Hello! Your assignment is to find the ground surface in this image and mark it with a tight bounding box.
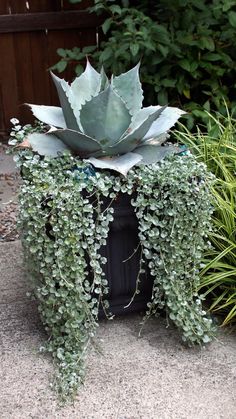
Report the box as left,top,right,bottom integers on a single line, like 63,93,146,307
0,146,236,418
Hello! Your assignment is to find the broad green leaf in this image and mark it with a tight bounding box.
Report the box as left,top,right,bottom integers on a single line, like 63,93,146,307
85,152,142,176
112,63,143,115
143,107,186,140
27,132,69,157
135,144,179,165
53,129,102,157
110,106,166,155
80,86,131,146
27,104,66,128
229,11,236,28
50,72,80,131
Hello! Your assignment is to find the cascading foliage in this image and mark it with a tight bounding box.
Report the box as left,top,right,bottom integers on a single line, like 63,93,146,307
25,60,185,175
14,144,216,401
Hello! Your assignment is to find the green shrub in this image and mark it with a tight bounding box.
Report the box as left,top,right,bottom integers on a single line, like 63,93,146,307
175,111,236,325
54,0,236,128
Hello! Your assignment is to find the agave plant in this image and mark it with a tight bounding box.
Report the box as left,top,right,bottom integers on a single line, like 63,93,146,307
26,61,185,175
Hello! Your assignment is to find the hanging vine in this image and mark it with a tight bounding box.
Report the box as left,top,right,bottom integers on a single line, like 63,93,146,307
12,138,216,400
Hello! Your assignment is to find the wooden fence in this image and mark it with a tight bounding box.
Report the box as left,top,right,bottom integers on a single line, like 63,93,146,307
0,0,102,139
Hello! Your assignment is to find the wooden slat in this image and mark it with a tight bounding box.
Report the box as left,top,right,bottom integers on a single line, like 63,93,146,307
27,0,62,13
0,11,102,33
13,32,35,125
0,34,18,132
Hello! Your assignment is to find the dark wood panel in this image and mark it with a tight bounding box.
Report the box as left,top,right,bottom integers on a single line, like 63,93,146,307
0,11,103,33
0,34,18,132
13,32,35,125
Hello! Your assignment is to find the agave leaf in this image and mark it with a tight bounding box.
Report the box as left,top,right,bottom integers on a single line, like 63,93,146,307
109,106,166,155
135,144,179,165
80,86,131,146
27,104,66,128
69,60,102,126
53,129,102,157
100,66,109,91
144,133,170,146
27,132,69,157
85,152,142,176
51,72,80,131
143,107,186,140
112,63,143,115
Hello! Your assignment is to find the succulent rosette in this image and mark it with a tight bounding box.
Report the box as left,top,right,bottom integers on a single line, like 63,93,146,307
26,60,185,175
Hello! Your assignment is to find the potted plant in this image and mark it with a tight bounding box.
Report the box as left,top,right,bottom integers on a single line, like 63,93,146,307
10,61,216,401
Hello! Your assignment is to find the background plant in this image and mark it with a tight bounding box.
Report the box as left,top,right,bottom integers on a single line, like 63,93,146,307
53,0,236,128
175,110,236,325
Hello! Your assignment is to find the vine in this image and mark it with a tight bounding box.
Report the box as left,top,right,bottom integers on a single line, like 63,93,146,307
11,126,216,400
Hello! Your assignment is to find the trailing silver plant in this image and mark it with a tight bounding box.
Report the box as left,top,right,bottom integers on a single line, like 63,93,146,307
13,145,216,401
25,60,184,175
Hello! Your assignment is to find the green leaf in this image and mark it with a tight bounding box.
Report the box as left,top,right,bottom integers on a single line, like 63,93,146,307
102,18,113,34
130,43,139,57
179,59,191,72
229,11,236,28
112,63,143,115
80,86,131,146
56,60,67,73
27,132,69,157
57,48,67,58
27,104,66,128
85,152,142,176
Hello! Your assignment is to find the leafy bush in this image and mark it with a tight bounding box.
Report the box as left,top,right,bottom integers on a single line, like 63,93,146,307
54,0,236,128
12,140,215,400
175,111,236,325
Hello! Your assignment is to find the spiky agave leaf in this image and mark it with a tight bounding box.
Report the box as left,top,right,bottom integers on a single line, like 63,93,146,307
27,104,66,128
80,86,131,146
52,129,102,157
107,106,166,155
27,132,69,157
143,107,186,140
135,144,180,165
51,72,80,131
112,63,143,116
85,152,142,176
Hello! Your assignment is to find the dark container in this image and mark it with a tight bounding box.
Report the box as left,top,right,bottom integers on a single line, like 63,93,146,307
99,193,153,317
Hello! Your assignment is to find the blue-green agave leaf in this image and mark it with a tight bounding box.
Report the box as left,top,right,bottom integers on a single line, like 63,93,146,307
109,106,166,155
135,144,180,165
80,86,131,146
51,72,80,131
69,60,101,125
100,66,109,91
112,63,143,115
27,132,69,157
143,107,186,140
27,104,66,128
53,129,102,157
85,152,142,176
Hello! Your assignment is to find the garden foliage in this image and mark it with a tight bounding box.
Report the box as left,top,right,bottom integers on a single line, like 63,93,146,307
53,0,236,128
176,111,236,325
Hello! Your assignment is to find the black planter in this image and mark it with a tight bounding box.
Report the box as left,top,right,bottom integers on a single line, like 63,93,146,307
99,193,153,317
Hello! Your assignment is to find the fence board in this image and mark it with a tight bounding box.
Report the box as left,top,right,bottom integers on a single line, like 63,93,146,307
0,2,102,139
